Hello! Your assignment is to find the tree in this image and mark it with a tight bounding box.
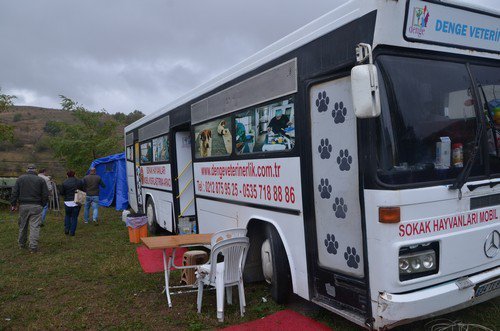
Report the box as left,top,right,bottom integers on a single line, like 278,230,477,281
50,96,123,176
125,110,145,124
43,121,63,136
0,87,16,112
112,109,145,125
112,112,127,123
0,87,17,142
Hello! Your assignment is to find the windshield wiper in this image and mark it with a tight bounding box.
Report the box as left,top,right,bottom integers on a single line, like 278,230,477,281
449,122,483,191
467,180,500,191
449,88,484,191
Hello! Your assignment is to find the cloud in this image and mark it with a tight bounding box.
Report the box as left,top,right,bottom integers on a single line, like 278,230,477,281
1,0,498,114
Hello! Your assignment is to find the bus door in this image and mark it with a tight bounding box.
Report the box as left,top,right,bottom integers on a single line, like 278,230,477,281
134,141,144,212
126,145,138,212
173,130,196,232
309,76,368,313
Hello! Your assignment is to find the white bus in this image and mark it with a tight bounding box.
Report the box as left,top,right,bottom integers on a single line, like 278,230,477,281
125,1,500,329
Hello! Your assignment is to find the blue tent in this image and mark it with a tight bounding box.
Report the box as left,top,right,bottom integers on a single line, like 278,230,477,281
88,152,128,211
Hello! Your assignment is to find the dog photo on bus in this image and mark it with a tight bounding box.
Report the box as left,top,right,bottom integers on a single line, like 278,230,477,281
217,120,232,154
194,116,232,158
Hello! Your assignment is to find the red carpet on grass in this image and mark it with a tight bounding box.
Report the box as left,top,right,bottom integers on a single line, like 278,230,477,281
221,310,331,331
136,246,187,273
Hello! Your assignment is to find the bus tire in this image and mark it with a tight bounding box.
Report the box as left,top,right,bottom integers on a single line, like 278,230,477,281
261,224,292,304
146,199,159,235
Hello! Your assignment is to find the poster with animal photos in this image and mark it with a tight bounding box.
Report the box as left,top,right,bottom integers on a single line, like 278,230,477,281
152,135,169,162
140,141,152,163
194,116,232,158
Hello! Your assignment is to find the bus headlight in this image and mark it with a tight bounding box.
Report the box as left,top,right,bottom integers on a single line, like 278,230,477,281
399,258,410,271
399,250,435,273
422,254,434,269
399,242,439,281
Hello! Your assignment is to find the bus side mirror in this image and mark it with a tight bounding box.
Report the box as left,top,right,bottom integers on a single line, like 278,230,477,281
351,64,381,118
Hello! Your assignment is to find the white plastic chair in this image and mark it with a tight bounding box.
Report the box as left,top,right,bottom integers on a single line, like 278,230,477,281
211,228,248,247
196,236,250,322
208,228,248,310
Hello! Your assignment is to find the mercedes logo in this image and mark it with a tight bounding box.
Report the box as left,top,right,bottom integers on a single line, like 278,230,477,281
484,230,500,258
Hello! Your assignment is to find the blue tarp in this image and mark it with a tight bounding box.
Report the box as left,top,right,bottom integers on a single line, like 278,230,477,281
88,152,128,211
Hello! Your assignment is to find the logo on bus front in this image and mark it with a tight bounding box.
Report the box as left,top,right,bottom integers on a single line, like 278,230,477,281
484,230,500,258
409,5,430,37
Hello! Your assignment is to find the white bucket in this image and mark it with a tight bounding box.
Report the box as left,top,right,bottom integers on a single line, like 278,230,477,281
122,210,131,223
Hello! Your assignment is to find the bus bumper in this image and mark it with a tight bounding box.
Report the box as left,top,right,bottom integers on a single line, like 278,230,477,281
376,266,500,329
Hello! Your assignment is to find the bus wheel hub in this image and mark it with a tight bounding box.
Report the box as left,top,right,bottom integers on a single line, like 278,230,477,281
147,204,154,225
261,239,273,284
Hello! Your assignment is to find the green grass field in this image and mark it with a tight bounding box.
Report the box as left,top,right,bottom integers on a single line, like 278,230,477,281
0,206,498,330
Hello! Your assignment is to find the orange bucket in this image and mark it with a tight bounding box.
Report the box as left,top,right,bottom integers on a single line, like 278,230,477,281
128,224,148,243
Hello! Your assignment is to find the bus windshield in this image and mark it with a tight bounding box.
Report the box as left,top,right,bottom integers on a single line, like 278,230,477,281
376,55,490,185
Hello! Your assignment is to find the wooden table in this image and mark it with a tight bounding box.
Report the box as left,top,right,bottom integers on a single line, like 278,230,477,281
141,234,212,307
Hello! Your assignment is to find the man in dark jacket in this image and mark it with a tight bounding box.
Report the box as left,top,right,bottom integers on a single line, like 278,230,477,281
82,167,105,225
267,108,292,135
10,164,49,253
60,170,83,236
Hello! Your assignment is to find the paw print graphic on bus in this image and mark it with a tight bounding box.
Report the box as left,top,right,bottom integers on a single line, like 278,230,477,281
332,197,347,219
318,178,332,199
324,233,339,255
344,246,361,269
315,91,330,113
332,101,347,124
337,149,352,171
318,139,333,159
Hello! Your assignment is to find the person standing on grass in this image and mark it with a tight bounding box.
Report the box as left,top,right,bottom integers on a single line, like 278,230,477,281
60,170,83,236
37,168,53,227
10,164,49,253
82,167,105,225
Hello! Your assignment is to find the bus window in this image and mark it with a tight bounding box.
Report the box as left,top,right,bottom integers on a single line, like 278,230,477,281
126,146,133,161
235,97,295,154
152,134,169,163
376,56,482,185
140,141,153,164
194,116,232,158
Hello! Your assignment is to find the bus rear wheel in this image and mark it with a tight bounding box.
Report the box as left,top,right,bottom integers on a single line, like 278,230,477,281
146,199,159,235
261,224,292,304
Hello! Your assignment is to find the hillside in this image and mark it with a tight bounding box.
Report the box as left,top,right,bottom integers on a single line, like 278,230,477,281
0,106,127,181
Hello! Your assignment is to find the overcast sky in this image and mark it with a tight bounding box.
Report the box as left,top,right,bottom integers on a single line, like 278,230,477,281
1,0,498,115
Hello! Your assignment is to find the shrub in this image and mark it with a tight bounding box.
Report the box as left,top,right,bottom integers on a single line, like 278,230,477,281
35,138,51,152
13,113,22,122
43,121,62,136
12,139,24,148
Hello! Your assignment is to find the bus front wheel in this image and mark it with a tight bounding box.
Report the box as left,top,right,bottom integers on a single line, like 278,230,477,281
146,199,159,235
261,224,292,304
